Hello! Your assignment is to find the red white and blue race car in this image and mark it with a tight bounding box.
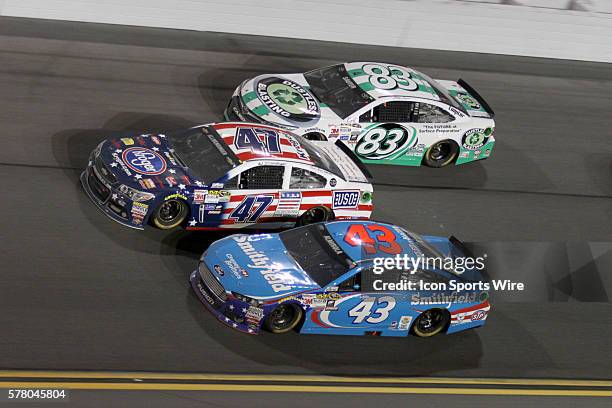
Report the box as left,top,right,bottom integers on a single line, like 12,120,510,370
190,220,490,336
81,123,373,230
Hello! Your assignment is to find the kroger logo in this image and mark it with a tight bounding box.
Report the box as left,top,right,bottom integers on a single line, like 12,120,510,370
122,147,167,175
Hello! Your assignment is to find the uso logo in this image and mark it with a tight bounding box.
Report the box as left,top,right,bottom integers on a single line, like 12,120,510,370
332,191,360,209
471,310,487,321
122,147,167,175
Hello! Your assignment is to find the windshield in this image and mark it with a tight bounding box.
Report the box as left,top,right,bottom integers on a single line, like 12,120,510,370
294,135,343,178
168,127,237,184
304,64,374,119
280,224,354,287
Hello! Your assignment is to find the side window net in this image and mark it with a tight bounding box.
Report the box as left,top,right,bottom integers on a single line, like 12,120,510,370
239,166,284,189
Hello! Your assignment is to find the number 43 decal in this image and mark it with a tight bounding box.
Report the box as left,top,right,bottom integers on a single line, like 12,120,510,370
349,296,396,324
230,195,274,223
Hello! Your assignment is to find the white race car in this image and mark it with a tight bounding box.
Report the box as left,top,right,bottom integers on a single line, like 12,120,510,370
225,62,495,168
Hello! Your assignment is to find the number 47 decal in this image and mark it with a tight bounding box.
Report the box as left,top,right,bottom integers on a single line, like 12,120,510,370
230,195,274,223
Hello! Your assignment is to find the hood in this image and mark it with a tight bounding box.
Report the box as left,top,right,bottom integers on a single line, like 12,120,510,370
97,134,194,190
203,233,320,300
240,73,331,128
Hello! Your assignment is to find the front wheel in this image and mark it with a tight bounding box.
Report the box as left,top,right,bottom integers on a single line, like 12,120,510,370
412,309,450,338
423,140,459,168
151,199,188,230
264,304,304,334
296,206,334,226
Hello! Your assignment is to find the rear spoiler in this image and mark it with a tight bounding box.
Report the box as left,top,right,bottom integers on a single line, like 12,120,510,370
457,79,495,118
449,235,491,282
334,139,373,180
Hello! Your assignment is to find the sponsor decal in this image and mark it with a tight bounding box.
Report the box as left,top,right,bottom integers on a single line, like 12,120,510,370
355,124,418,160
332,191,360,209
462,128,489,150
245,306,264,323
165,176,177,187
165,193,188,201
397,315,412,330
275,191,302,217
121,138,134,146
131,202,148,225
211,182,224,189
284,134,309,161
213,264,225,276
233,235,298,293
471,310,487,321
256,77,320,122
455,92,481,110
196,281,215,306
122,147,167,175
139,178,156,189
205,190,231,204
193,189,208,204
329,178,337,187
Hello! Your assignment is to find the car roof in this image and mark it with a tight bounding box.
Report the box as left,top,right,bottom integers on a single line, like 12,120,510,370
210,122,315,165
343,61,442,103
324,220,430,262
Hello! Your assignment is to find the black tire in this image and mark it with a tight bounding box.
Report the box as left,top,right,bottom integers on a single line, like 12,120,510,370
264,303,303,334
296,206,334,226
303,132,327,141
412,308,450,338
423,140,459,168
151,199,189,230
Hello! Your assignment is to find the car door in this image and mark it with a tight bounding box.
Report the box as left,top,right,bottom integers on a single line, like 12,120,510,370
349,99,420,162
199,163,286,227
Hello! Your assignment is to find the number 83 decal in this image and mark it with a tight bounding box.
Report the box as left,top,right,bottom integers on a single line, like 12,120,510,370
355,124,418,160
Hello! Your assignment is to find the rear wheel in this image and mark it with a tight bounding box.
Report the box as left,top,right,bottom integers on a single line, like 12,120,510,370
151,199,188,230
412,309,450,338
264,304,303,334
423,140,459,168
297,206,334,226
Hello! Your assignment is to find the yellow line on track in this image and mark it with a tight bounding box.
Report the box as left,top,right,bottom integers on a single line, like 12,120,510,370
0,382,611,396
1,371,611,388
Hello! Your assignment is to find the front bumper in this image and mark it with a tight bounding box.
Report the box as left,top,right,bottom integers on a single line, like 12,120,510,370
80,158,147,230
189,270,263,335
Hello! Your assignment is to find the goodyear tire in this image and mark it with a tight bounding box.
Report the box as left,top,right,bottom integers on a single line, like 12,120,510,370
264,304,303,334
296,206,334,226
151,199,188,230
423,140,459,168
303,132,327,141
412,309,450,338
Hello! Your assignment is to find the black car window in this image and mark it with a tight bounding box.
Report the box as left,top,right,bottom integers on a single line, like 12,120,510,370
338,272,362,292
238,165,284,189
289,167,326,189
416,103,455,123
360,101,415,123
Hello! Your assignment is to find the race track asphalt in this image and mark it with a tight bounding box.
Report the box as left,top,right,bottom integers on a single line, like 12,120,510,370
0,15,611,387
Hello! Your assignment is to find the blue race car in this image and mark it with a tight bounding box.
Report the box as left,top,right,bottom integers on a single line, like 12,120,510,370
190,220,490,336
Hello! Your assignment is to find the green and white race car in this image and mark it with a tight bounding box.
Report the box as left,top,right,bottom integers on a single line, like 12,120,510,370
225,62,495,168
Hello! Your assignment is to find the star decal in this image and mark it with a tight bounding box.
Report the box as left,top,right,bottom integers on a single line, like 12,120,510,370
111,193,118,200
169,169,176,174
134,174,142,180
109,162,118,168
229,305,234,310
233,323,238,328
178,184,186,190
194,181,203,187
159,134,166,138
225,317,230,322
241,308,247,313
152,147,159,152
189,219,197,226
248,329,253,333
115,149,122,153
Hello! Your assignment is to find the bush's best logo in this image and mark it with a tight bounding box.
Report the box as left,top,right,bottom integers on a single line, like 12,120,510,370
462,129,488,150
256,77,320,123
122,147,167,175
